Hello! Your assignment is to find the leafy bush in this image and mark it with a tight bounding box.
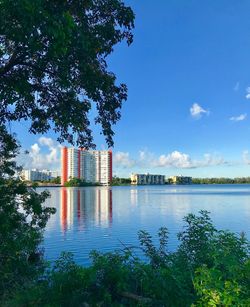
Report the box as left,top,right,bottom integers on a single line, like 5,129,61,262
64,177,100,187
111,176,131,185
0,125,56,302
5,211,250,306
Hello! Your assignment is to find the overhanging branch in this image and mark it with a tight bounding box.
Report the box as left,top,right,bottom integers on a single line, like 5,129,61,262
0,50,19,77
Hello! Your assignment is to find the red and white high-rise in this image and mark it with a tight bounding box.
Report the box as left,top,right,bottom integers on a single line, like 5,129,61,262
61,147,112,186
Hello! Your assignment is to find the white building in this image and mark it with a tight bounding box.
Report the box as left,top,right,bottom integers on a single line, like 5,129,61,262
168,176,192,185
21,169,51,181
61,147,112,186
131,173,165,185
51,170,61,178
21,169,60,181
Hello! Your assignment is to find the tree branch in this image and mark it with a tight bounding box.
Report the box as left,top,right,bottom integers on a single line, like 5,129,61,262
16,61,56,78
0,49,19,77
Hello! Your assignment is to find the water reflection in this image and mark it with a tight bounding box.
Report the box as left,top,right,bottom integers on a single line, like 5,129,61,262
130,189,138,206
42,185,250,265
60,188,112,232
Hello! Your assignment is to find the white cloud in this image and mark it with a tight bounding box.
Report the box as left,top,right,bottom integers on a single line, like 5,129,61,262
18,142,227,173
154,151,225,169
113,152,135,168
114,150,225,170
190,103,209,119
31,143,40,155
29,143,42,166
138,150,155,166
155,151,192,168
234,82,240,91
246,87,250,99
201,153,225,167
139,150,146,161
230,114,247,122
18,137,61,170
243,150,250,164
39,136,55,148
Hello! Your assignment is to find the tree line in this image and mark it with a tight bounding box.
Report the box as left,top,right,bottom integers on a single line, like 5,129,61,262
193,177,250,184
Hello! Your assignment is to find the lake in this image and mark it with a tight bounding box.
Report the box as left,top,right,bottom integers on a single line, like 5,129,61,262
41,185,250,265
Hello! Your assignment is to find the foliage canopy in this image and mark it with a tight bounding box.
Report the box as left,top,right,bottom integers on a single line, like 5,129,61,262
0,0,134,303
0,0,134,147
0,126,56,301
64,177,100,187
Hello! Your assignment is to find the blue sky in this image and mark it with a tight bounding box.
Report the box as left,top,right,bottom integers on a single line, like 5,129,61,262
15,0,250,177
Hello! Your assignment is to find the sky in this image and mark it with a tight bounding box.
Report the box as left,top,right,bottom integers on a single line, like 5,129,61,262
14,0,250,177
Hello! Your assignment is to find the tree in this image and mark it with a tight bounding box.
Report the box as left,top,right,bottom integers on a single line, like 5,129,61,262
0,1,134,301
0,0,135,147
50,176,61,184
0,125,56,300
111,176,131,185
64,177,100,186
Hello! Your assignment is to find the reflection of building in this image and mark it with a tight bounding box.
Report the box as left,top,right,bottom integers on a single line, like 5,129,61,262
169,176,192,185
60,188,113,232
130,189,138,206
61,147,112,186
21,169,58,181
131,173,165,185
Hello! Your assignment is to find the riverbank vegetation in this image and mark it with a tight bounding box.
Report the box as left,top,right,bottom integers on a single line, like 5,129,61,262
0,126,56,303
64,177,101,187
38,176,61,184
111,176,131,185
24,177,61,186
193,177,250,184
3,210,250,306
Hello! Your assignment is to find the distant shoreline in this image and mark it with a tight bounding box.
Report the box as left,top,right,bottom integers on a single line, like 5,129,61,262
32,182,250,188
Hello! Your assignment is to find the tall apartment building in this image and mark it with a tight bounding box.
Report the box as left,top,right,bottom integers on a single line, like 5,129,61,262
61,147,112,186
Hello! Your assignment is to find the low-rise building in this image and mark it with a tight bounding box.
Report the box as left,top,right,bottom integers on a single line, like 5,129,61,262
169,176,192,185
51,170,61,178
131,173,165,185
21,169,53,181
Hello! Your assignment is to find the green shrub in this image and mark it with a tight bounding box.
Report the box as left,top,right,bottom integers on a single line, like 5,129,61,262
0,125,56,302
5,211,250,306
64,177,100,187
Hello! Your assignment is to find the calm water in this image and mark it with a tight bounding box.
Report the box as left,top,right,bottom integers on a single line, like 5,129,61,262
41,185,250,265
